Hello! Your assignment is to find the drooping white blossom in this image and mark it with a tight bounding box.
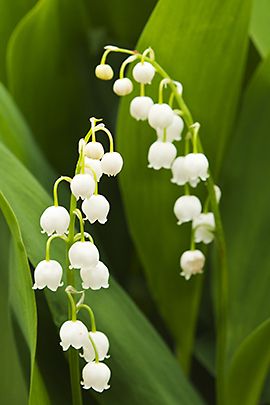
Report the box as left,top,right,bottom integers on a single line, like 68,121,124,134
70,174,95,200
113,78,133,96
101,152,123,176
84,157,103,182
81,362,111,392
95,64,114,81
130,96,154,121
82,194,110,224
174,195,202,225
40,205,70,236
192,213,215,244
148,103,174,130
148,141,177,170
85,142,104,160
132,61,155,84
81,331,110,362
80,261,109,290
157,114,184,142
60,320,89,351
180,249,205,280
33,260,63,292
69,241,99,269
184,153,209,187
171,156,190,186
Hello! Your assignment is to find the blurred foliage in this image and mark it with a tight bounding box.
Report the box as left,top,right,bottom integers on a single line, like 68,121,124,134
0,0,270,404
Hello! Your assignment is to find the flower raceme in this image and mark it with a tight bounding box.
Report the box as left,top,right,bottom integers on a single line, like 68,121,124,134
33,118,121,394
95,45,222,280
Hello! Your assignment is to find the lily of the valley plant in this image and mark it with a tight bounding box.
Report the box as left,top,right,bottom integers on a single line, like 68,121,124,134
95,45,228,405
33,117,123,396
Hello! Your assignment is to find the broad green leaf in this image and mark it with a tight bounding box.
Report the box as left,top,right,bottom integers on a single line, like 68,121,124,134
117,0,251,369
0,82,54,188
250,0,270,57
7,0,98,172
0,193,49,403
226,319,270,405
0,0,35,83
0,142,203,404
221,54,270,403
83,0,156,47
0,216,27,403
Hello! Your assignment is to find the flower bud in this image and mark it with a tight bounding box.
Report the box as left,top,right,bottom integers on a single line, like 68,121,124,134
214,185,222,203
180,249,205,280
113,78,133,96
157,114,184,142
95,64,113,80
132,61,155,84
130,96,154,121
69,241,99,269
84,157,103,182
171,156,189,185
184,153,209,187
81,331,109,362
80,261,109,290
33,260,63,292
101,152,123,176
70,174,95,200
174,195,202,225
193,212,215,244
85,142,104,160
81,362,111,392
174,81,183,95
40,205,70,236
148,141,177,170
60,320,89,351
148,103,174,129
82,194,110,224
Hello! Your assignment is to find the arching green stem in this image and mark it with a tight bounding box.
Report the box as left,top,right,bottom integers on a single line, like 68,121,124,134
77,304,97,332
53,176,72,206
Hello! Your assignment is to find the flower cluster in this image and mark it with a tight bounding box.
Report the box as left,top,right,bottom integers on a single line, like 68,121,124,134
33,118,123,392
95,45,221,280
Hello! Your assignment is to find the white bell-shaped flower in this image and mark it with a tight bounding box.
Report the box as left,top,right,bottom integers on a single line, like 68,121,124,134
193,213,215,244
69,241,99,269
157,114,184,142
130,96,154,121
40,205,70,236
82,194,110,224
84,157,103,182
70,174,95,200
81,331,110,362
60,320,89,351
81,361,111,392
33,260,63,292
180,249,205,280
148,141,177,170
148,103,174,130
184,153,209,187
101,152,123,176
95,64,113,80
132,61,155,84
174,195,202,225
113,78,133,96
171,156,190,185
214,185,222,203
85,142,104,160
80,261,109,290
